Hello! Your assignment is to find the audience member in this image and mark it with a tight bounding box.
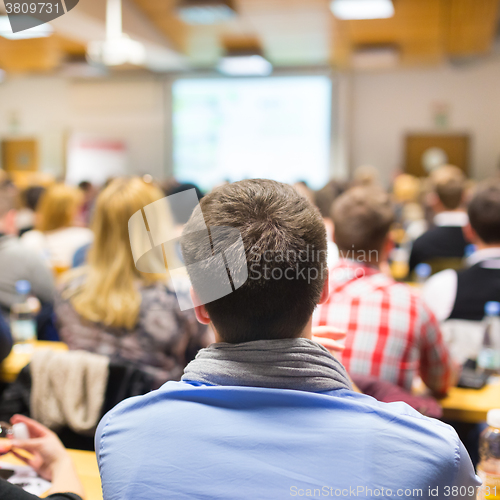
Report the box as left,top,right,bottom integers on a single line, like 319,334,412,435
21,184,93,270
164,181,205,243
16,186,46,236
314,186,456,395
314,180,344,267
352,164,381,188
77,180,97,226
0,415,84,500
54,177,211,387
423,179,500,321
409,165,468,272
0,178,55,317
96,180,477,499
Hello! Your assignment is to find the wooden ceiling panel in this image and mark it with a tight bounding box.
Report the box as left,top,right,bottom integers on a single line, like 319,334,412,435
0,35,86,73
1,0,498,73
445,0,500,55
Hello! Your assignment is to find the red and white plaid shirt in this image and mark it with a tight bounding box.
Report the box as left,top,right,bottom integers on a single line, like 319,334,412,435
313,260,453,394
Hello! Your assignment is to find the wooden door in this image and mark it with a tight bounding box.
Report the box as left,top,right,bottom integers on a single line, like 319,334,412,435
405,134,470,177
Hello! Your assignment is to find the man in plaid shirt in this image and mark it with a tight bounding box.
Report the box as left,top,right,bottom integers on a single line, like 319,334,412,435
313,186,457,395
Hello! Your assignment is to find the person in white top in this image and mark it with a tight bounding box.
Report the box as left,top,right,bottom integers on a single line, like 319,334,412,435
423,179,500,322
21,184,93,270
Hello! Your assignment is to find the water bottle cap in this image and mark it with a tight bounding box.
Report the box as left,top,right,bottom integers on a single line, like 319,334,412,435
485,301,500,317
487,409,500,428
15,280,31,295
415,263,432,279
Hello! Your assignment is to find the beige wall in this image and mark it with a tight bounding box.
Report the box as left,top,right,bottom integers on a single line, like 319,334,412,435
2,58,500,186
350,57,500,185
0,75,168,181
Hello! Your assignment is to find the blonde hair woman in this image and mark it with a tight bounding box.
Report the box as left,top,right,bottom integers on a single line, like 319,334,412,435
21,184,93,269
55,177,210,387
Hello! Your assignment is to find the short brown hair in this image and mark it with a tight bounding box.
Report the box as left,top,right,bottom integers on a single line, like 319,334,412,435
314,180,345,218
431,165,466,210
332,187,394,256
181,179,327,343
468,180,500,244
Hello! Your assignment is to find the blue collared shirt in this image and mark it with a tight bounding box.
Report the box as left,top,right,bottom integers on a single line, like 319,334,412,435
96,381,480,499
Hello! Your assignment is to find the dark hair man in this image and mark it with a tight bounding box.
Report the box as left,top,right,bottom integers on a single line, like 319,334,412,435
409,165,469,272
96,179,477,500
424,179,500,321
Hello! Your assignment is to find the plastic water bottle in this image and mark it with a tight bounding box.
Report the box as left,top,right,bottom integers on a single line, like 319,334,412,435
478,302,500,375
10,280,37,343
465,244,477,259
0,421,29,440
415,263,432,284
478,409,500,500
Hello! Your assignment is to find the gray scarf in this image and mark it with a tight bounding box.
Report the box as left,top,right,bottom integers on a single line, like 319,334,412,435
182,338,352,393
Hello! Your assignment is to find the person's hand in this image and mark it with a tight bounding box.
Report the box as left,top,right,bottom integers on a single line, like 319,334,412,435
9,415,70,481
0,439,12,456
312,326,346,359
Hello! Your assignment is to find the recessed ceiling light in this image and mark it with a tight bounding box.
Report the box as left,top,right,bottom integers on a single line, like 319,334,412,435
217,54,272,76
176,0,236,25
330,0,394,20
0,15,53,39
352,44,399,69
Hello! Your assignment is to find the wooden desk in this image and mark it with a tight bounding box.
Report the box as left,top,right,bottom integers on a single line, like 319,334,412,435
2,449,102,500
0,341,68,383
440,378,500,424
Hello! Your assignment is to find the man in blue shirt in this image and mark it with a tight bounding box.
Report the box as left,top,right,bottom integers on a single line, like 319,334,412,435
96,180,479,499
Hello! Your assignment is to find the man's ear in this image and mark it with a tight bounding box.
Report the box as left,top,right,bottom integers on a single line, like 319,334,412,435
383,235,394,259
319,271,329,305
463,223,478,245
190,288,211,325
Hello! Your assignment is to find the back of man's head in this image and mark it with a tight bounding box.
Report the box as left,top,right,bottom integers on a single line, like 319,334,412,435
468,180,500,244
314,181,345,219
332,186,394,258
431,165,466,210
181,179,327,344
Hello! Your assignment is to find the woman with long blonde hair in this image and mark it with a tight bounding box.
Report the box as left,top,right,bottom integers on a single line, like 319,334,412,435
21,183,93,269
55,177,210,386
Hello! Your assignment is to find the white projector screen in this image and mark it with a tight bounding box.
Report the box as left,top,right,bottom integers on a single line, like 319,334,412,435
172,76,332,191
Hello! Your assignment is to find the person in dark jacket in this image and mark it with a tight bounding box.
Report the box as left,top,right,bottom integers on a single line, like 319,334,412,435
409,165,468,272
424,179,500,321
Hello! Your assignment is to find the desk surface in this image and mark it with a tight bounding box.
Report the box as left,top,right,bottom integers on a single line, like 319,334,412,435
2,449,102,500
439,378,500,423
0,341,68,383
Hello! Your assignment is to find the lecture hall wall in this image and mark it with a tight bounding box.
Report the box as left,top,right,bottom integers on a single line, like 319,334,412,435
0,55,500,186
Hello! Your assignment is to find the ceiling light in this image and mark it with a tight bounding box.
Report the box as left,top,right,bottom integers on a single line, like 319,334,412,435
330,0,394,20
86,0,146,67
0,15,53,39
176,0,236,25
87,36,146,66
352,44,399,69
217,54,272,76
